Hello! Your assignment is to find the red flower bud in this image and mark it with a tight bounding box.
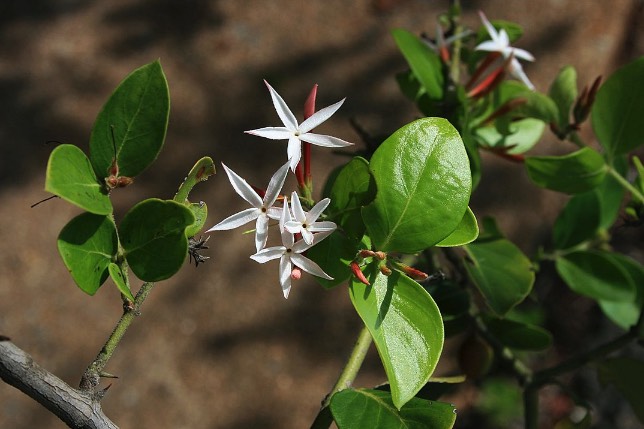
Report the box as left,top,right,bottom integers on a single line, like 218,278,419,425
350,261,370,286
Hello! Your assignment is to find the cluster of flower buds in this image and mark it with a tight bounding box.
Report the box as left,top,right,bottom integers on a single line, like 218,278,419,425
207,82,353,298
350,249,433,286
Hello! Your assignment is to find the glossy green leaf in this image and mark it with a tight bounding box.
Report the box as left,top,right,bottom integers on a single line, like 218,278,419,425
45,144,112,215
526,147,606,194
362,118,471,253
483,316,552,351
330,388,456,429
463,235,534,316
598,357,644,423
596,156,627,229
326,157,376,240
549,65,578,131
108,262,134,301
89,60,170,179
598,254,644,329
57,213,118,295
392,29,444,99
120,199,194,282
349,264,444,409
552,192,601,250
556,250,635,302
592,57,644,156
436,207,479,247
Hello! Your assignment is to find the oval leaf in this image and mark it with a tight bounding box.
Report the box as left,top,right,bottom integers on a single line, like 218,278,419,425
392,29,444,99
325,157,377,240
597,254,644,329
553,192,601,250
120,199,194,282
57,213,118,295
549,65,578,131
483,316,552,351
526,147,606,194
349,264,444,409
89,60,170,178
463,236,534,316
362,118,471,253
436,207,479,247
592,57,644,156
45,144,112,215
555,250,635,302
331,388,457,429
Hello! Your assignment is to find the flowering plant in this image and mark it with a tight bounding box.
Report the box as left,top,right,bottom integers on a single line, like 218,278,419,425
1,5,643,429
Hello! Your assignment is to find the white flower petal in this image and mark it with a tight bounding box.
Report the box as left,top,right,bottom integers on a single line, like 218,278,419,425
290,192,307,223
279,255,293,298
221,163,263,208
250,246,286,263
245,127,293,140
475,40,503,52
299,98,345,133
309,221,337,233
284,220,302,234
206,207,259,231
497,29,510,48
287,136,302,171
479,11,499,41
292,229,334,253
307,198,331,222
509,59,535,90
290,254,333,280
255,215,270,252
299,133,353,148
512,47,535,62
266,206,283,220
264,161,290,207
264,80,298,131
302,229,315,245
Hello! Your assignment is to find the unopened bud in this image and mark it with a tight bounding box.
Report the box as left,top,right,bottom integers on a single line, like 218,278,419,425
379,264,392,276
358,249,376,258
350,261,370,286
573,75,602,126
393,262,429,281
291,267,302,280
374,251,386,260
116,176,134,188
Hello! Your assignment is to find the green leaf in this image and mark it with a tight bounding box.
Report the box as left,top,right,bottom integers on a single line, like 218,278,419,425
436,207,479,247
184,201,208,238
45,144,112,215
57,213,118,295
512,91,559,124
89,60,170,179
592,57,644,156
463,234,534,316
598,357,644,423
108,262,134,301
326,157,377,240
330,388,457,429
598,254,644,329
392,29,444,99
362,118,471,253
174,156,216,204
349,265,444,409
552,192,601,250
475,118,545,155
596,156,627,229
526,147,607,194
120,199,194,282
555,250,635,302
483,316,552,351
549,65,578,131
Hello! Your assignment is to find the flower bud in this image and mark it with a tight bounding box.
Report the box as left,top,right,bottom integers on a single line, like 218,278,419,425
350,261,370,286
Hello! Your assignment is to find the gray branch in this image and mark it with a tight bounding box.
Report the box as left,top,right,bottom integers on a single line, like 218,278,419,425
0,339,118,429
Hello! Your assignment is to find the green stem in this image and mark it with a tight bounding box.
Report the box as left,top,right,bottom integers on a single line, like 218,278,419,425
607,165,644,204
449,0,462,83
310,325,373,429
79,282,155,392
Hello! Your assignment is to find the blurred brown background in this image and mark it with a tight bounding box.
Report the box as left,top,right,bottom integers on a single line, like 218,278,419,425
1,1,642,428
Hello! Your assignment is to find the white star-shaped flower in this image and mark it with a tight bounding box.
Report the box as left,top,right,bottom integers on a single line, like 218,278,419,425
245,81,353,172
250,200,333,299
207,161,290,252
284,191,336,245
475,11,535,90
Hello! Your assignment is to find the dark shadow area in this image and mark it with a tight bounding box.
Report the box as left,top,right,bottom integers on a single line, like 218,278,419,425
103,0,224,55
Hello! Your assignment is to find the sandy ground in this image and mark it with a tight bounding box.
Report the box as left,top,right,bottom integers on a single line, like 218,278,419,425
1,1,643,428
